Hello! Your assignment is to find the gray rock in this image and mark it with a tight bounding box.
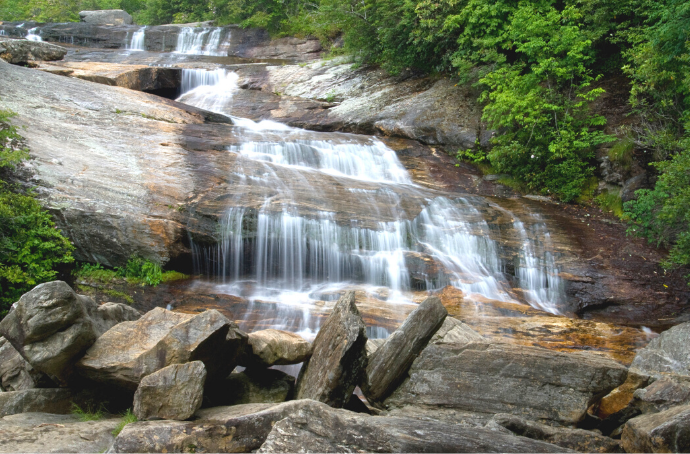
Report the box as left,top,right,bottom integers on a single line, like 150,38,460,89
633,376,690,414
207,369,294,406
631,321,690,378
112,400,320,453
0,37,67,65
258,399,570,453
77,307,245,389
79,10,133,25
491,413,623,453
621,172,648,203
366,338,385,357
384,341,628,425
134,361,206,421
0,412,119,453
429,316,486,345
0,337,48,391
362,296,447,404
0,388,74,417
84,302,141,336
295,291,368,407
241,329,312,367
621,403,690,453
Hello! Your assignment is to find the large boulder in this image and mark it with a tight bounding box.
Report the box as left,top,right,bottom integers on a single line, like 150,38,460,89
257,399,568,453
0,37,67,65
630,321,690,378
0,281,137,385
621,403,690,452
240,329,312,367
79,9,133,25
429,316,486,344
294,291,368,407
384,341,628,425
0,412,119,453
0,388,74,417
206,368,295,406
362,296,447,404
0,337,48,391
134,361,206,421
77,307,246,390
632,376,690,414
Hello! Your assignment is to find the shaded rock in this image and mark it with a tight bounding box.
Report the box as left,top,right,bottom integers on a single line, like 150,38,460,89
621,172,648,203
295,291,368,407
79,9,133,25
633,376,690,414
0,37,67,65
594,371,650,420
240,36,323,61
134,361,206,421
113,400,321,453
428,315,485,345
0,388,74,417
84,302,141,336
206,369,294,406
384,341,628,425
77,307,244,389
630,321,690,378
258,399,569,453
621,403,690,453
0,337,48,391
240,329,312,367
0,412,119,453
362,295,447,404
491,413,623,453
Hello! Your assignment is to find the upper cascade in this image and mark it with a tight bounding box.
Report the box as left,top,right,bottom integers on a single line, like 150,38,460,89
174,27,230,56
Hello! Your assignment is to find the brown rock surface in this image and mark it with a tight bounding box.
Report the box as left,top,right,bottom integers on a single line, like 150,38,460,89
0,37,67,65
37,61,180,91
133,361,206,421
621,403,690,453
241,329,312,367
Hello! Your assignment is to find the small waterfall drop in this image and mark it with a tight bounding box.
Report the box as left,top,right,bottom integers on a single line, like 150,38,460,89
127,27,146,51
174,27,228,56
26,27,42,42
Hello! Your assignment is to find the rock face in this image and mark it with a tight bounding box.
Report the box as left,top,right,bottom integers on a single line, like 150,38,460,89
632,377,690,414
621,403,690,453
77,307,245,389
294,292,368,407
241,329,312,367
0,412,119,453
79,9,133,25
83,301,142,336
0,281,127,385
384,341,628,425
362,296,447,404
491,413,622,453
207,369,295,406
630,321,690,378
429,316,486,345
0,37,67,65
0,388,74,417
133,361,206,421
258,399,568,453
0,337,48,391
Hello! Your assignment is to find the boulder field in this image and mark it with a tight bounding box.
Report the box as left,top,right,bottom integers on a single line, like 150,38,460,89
1,280,689,452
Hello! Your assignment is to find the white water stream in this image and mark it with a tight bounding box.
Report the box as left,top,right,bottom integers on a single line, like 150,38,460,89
174,27,230,56
126,27,146,51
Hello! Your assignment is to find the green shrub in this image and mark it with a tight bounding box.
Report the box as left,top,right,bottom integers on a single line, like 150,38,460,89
119,256,163,286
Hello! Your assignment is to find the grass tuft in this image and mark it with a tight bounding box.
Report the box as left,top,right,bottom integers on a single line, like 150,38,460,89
72,402,105,422
112,409,137,437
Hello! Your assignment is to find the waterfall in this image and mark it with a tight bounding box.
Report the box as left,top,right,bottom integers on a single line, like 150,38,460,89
127,27,146,51
176,68,566,327
26,27,42,42
174,27,228,56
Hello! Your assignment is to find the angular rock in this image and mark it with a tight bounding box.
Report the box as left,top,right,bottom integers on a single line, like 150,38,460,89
206,369,294,406
594,371,650,420
0,37,67,65
633,376,690,414
77,307,245,389
0,388,73,417
384,342,628,425
112,400,320,453
294,291,368,407
240,329,312,367
630,321,690,378
0,337,48,391
79,9,133,25
366,338,385,357
429,316,486,345
491,413,623,453
83,301,141,336
621,403,690,453
258,399,569,453
0,412,119,453
362,296,447,404
134,361,206,421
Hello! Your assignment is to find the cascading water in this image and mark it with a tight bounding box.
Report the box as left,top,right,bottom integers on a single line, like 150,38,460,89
26,27,42,41
126,27,146,51
174,27,229,56
175,68,565,337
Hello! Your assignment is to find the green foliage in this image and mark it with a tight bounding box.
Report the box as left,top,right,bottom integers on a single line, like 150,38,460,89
609,138,635,169
74,256,186,289
112,409,137,436
72,402,105,422
595,189,624,218
119,256,162,285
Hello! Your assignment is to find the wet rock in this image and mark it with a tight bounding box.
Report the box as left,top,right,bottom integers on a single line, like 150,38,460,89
77,307,244,389
362,296,447,404
112,400,320,453
621,403,690,453
630,321,690,378
258,399,569,453
0,337,48,391
134,361,206,421
0,388,74,417
491,413,623,453
621,172,648,203
79,9,133,25
206,369,294,406
294,291,368,407
384,341,628,425
0,412,119,453
240,329,312,367
633,376,690,414
0,37,67,65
